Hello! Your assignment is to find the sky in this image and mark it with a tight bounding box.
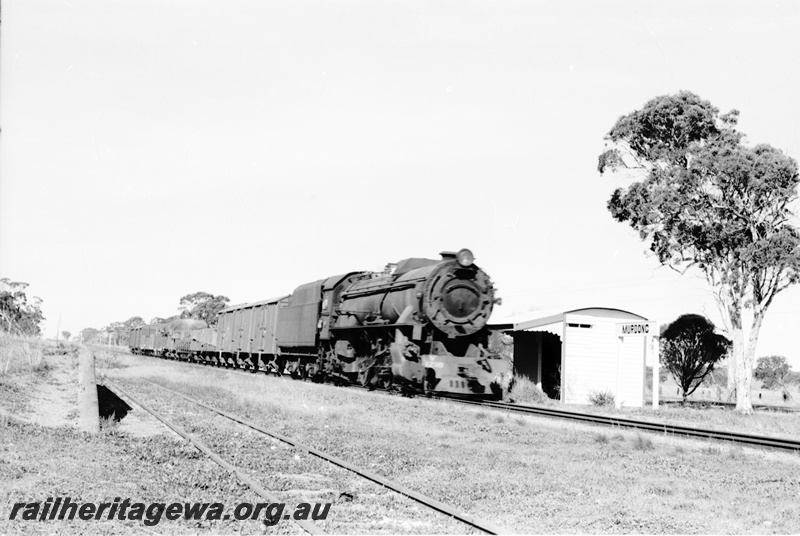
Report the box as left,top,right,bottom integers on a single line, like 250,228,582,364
2,1,800,366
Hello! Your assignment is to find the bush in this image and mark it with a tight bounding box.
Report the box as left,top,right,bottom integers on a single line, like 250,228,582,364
588,390,615,407
505,376,549,405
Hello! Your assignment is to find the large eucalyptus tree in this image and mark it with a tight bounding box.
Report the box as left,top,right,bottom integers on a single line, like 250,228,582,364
598,91,800,413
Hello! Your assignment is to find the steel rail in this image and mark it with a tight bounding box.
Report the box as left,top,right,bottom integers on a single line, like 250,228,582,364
140,378,511,535
104,380,325,535
442,397,800,451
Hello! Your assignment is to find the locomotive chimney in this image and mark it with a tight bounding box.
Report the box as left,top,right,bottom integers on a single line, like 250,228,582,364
440,248,474,267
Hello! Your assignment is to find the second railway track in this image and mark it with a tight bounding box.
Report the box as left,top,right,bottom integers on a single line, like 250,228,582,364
106,377,510,535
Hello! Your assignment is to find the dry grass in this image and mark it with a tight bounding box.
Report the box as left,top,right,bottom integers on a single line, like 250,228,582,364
0,333,48,376
94,349,129,370
631,432,654,450
9,347,796,533
101,354,800,534
0,334,55,417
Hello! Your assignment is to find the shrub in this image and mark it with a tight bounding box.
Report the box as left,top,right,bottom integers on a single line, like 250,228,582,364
505,376,549,405
588,390,615,407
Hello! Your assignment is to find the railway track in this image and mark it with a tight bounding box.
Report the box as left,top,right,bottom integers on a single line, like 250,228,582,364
438,396,800,452
106,380,326,535
106,378,510,535
120,349,800,453
658,397,800,413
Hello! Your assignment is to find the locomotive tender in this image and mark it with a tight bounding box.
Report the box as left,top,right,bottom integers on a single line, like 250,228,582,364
129,249,511,398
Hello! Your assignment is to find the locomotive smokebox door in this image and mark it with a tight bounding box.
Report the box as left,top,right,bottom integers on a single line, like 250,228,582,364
422,261,494,338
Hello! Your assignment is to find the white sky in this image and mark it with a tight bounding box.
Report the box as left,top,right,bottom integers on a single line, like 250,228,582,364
2,1,799,366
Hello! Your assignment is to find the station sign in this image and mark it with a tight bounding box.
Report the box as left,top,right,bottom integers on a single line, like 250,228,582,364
615,321,658,337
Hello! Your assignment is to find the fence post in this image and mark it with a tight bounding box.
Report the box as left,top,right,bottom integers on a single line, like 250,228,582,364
78,350,100,433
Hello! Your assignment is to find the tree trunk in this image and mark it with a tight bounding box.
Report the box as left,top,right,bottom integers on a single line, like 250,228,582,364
725,310,742,391
78,349,100,433
734,310,764,414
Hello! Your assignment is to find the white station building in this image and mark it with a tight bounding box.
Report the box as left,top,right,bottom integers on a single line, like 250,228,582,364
491,307,660,408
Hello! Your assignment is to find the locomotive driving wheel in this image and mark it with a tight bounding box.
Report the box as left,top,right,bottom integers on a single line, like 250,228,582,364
378,370,393,390
424,368,437,395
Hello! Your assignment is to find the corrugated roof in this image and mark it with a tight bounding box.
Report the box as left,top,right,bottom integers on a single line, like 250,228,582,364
489,306,648,331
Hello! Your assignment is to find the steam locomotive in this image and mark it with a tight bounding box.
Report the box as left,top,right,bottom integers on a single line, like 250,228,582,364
129,249,511,398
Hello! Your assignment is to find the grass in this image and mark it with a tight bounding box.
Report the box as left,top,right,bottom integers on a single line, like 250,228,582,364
99,414,121,433
43,341,80,359
103,353,800,534
95,349,129,370
728,445,745,459
0,333,48,376
632,432,654,450
0,419,282,535
7,348,800,533
0,334,61,417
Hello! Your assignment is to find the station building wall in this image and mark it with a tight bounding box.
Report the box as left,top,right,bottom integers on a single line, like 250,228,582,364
498,307,654,408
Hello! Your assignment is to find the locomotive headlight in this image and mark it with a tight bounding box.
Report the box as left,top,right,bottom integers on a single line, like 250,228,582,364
456,248,474,267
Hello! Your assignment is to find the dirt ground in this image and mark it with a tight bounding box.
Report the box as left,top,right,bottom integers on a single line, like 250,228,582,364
6,346,171,437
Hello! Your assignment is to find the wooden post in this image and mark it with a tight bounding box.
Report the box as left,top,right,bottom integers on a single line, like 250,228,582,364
652,335,660,409
78,350,100,433
615,336,623,409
